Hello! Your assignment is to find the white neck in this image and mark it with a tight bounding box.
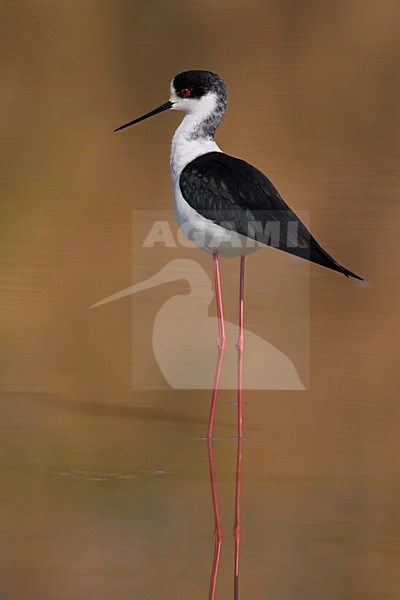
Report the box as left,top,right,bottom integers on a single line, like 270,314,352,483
170,115,221,181
169,92,224,181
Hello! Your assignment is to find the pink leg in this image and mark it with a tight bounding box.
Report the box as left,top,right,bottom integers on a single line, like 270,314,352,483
233,255,245,600
206,252,225,599
206,252,226,439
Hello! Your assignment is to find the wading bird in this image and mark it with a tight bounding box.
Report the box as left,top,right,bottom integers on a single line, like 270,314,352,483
114,70,363,599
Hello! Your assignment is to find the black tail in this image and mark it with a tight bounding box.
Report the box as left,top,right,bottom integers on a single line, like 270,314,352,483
308,237,363,281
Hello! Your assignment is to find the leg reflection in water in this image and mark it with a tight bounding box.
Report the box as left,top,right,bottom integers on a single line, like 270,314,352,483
207,437,223,600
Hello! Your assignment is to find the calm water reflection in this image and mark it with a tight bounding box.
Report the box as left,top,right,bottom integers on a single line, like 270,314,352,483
1,1,399,599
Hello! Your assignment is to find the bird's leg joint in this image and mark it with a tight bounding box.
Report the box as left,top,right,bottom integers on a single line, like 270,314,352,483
214,526,223,544
217,335,226,351
235,336,244,351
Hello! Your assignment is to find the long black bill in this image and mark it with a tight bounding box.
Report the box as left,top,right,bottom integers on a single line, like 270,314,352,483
114,100,173,132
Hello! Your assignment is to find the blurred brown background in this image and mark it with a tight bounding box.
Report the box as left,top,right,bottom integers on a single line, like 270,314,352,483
1,1,399,599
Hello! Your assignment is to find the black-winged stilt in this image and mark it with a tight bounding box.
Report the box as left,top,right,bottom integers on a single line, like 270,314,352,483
115,70,363,599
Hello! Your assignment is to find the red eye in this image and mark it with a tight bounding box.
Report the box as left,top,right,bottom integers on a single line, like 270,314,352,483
180,88,191,98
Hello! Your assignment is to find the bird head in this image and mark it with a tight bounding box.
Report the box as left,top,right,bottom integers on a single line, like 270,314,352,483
114,70,227,132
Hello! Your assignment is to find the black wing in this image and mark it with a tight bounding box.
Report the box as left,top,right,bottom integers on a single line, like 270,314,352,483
179,152,362,280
